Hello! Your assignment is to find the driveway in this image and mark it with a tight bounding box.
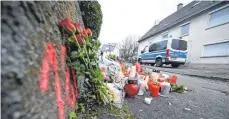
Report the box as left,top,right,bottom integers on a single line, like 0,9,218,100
125,70,229,119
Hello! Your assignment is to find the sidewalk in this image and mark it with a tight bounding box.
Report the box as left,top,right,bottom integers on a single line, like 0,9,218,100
143,64,229,82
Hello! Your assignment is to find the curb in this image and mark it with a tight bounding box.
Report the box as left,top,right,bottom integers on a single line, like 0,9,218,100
143,66,229,82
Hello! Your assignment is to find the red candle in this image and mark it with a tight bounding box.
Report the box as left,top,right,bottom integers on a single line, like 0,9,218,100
170,75,177,84
150,84,160,97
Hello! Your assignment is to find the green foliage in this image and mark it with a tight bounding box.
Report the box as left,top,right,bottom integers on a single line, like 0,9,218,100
171,84,184,93
108,105,135,119
79,103,85,113
66,26,111,118
69,112,77,119
66,34,134,118
75,105,79,110
79,1,103,40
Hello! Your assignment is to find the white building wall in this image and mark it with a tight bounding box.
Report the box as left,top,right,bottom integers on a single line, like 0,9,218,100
138,5,229,64
187,11,229,64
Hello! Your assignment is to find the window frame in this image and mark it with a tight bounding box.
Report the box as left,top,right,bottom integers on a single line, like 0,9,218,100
201,40,229,58
180,22,190,37
207,4,229,29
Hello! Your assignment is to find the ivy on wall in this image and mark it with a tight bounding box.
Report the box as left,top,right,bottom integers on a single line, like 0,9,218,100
79,1,103,40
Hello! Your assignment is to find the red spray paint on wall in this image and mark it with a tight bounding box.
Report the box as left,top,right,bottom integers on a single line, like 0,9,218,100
40,44,79,119
72,70,79,99
60,46,67,70
65,69,75,109
39,43,65,119
61,45,76,109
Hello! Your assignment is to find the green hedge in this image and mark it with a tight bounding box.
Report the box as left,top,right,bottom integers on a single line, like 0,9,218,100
79,1,103,40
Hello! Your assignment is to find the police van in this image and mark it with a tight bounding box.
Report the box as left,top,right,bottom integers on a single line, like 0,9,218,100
138,38,187,68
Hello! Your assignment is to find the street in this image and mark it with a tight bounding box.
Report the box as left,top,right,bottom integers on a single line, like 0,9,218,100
142,64,229,81
125,70,229,119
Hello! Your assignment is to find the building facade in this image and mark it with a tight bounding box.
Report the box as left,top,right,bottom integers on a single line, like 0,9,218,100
138,1,229,64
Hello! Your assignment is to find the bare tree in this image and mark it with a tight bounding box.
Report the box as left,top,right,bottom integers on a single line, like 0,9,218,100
119,35,139,61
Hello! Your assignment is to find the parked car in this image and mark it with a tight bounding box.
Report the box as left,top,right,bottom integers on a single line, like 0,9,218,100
138,38,187,68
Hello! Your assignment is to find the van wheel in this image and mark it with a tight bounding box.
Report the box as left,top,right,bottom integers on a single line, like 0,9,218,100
156,58,163,67
172,64,179,68
151,63,155,66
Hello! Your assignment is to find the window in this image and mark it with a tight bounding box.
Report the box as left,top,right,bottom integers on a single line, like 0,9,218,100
181,23,190,36
171,39,187,51
141,46,148,53
149,44,156,52
209,6,229,28
203,41,229,57
149,40,168,52
156,40,168,51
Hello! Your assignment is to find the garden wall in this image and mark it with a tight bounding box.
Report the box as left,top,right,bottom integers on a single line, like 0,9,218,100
1,1,84,119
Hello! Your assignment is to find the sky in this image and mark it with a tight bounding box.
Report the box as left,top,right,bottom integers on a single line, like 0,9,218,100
98,0,192,44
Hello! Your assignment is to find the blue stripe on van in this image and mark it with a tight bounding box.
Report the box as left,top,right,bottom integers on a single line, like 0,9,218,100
139,49,187,61
140,49,166,60
170,50,187,58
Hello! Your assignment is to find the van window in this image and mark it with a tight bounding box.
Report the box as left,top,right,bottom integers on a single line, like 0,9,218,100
149,40,168,52
149,43,156,52
142,46,148,53
156,40,168,51
171,39,187,51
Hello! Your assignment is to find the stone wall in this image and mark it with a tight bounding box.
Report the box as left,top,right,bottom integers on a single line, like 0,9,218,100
1,1,84,119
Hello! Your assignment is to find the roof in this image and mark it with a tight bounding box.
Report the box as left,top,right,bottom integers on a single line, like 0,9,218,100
100,43,117,52
139,1,223,42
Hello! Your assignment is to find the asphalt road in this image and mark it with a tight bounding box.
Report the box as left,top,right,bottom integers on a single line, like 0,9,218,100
125,70,229,119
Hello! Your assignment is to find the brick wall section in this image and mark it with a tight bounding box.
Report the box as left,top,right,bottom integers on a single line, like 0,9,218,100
1,1,84,119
